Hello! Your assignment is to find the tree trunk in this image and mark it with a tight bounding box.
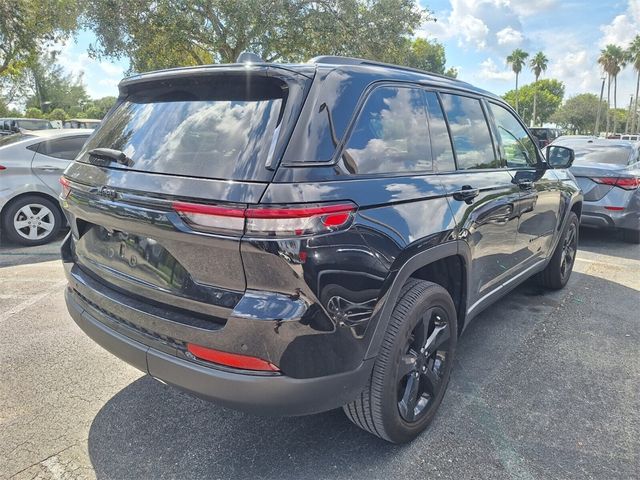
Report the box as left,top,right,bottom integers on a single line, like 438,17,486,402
606,75,611,135
515,73,519,114
613,75,618,135
632,70,640,134
532,75,539,126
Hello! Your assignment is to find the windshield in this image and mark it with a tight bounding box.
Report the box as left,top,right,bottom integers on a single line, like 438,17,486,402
0,133,34,148
17,120,52,130
572,145,633,166
79,76,286,181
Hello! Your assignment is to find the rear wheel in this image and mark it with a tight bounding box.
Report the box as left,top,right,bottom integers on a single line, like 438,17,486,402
343,279,457,443
1,195,62,246
539,212,579,289
621,228,640,244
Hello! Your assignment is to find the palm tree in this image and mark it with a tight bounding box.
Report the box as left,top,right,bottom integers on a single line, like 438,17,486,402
627,35,640,134
599,44,626,134
530,52,548,126
506,49,529,114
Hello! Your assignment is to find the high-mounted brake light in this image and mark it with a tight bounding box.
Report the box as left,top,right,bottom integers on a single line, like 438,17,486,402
186,343,280,372
59,176,71,199
172,201,357,237
591,176,640,190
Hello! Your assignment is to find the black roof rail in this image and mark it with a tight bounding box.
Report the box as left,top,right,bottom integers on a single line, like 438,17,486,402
308,55,466,84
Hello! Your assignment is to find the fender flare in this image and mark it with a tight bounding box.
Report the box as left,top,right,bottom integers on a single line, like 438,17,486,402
363,240,470,360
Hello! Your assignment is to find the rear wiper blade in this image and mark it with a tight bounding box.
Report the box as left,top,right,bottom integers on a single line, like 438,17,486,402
87,148,134,167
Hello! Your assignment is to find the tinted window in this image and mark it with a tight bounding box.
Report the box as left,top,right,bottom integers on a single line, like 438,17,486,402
17,119,52,130
0,133,34,148
572,145,633,166
440,94,498,170
424,92,455,172
80,76,286,181
490,102,538,168
344,86,431,174
38,136,89,160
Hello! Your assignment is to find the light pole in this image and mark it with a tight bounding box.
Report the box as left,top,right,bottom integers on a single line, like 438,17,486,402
625,95,633,134
594,76,606,136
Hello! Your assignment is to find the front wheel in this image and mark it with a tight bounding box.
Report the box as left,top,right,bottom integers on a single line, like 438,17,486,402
538,212,579,290
343,279,457,443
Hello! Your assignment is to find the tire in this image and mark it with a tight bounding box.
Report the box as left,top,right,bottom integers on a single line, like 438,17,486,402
1,195,62,246
538,212,579,290
621,228,640,244
343,279,458,443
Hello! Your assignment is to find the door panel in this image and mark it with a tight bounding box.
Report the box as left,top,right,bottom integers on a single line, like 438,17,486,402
32,152,71,194
439,171,521,304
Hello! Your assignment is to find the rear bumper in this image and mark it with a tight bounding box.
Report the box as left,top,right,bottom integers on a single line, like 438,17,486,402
65,284,374,416
581,206,640,231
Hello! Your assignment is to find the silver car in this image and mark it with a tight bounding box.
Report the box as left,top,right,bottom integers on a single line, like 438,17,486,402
0,129,91,245
552,136,640,243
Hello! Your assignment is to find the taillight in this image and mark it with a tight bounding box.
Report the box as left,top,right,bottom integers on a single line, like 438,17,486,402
172,201,357,237
0,165,6,171
591,176,640,190
186,343,280,372
59,176,71,199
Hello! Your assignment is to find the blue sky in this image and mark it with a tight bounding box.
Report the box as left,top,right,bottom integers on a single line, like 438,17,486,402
58,0,638,103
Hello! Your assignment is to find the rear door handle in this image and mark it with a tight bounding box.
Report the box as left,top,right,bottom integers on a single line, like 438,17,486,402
517,180,535,190
453,185,480,204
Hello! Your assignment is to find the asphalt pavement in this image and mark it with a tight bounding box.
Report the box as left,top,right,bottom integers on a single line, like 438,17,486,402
0,229,638,479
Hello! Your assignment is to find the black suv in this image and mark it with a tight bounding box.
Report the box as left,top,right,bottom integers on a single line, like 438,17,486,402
60,56,581,443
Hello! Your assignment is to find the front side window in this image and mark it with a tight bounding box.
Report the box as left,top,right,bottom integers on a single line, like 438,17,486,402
490,102,538,168
344,86,431,175
440,94,499,170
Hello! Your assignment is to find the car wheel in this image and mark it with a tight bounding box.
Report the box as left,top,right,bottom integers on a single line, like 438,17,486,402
538,212,579,290
621,228,640,244
343,279,457,443
1,195,62,246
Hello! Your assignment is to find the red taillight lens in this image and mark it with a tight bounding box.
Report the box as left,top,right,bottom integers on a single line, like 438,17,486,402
591,176,640,190
0,165,6,171
186,343,279,372
172,201,357,237
59,176,71,199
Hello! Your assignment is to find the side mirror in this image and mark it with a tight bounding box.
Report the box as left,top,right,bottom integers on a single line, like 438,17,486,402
546,145,575,169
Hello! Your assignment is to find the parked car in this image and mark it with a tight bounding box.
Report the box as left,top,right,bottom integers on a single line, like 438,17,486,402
0,118,54,135
552,136,639,243
530,127,562,148
0,129,91,245
60,56,581,444
63,118,101,129
621,134,639,141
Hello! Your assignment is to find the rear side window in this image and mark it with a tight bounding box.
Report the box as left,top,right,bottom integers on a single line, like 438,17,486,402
489,102,538,168
424,92,455,172
80,76,287,181
37,136,89,160
344,86,431,175
440,94,499,170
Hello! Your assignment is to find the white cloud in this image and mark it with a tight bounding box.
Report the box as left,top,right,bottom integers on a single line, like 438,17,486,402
506,0,559,17
496,26,524,46
477,57,513,81
599,0,640,48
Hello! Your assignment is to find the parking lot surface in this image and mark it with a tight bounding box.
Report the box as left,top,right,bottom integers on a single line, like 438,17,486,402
1,229,638,479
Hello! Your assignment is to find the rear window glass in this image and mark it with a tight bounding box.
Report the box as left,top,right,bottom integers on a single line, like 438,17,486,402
344,86,431,175
37,135,89,160
572,145,632,166
79,76,287,181
17,120,52,130
0,133,34,148
440,94,499,170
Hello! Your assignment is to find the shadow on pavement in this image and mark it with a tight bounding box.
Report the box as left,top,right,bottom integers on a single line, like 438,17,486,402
578,227,640,261
0,231,66,268
86,269,639,480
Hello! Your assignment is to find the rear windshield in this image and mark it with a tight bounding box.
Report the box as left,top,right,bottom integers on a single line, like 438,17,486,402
79,76,287,181
572,145,632,166
0,133,34,148
17,120,52,130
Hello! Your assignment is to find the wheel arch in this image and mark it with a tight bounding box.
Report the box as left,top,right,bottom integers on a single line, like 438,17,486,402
1,190,63,219
363,241,471,360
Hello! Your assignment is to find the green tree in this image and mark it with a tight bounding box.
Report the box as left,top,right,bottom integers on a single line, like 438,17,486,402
24,53,89,112
503,79,564,125
551,93,607,134
403,38,447,74
506,48,529,114
599,44,626,134
47,107,67,121
82,0,429,71
627,35,640,134
0,0,80,76
24,107,43,118
530,51,548,126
